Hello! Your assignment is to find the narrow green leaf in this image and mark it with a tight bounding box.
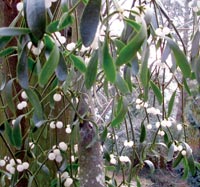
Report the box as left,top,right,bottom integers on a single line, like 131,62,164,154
140,46,149,87
70,55,86,73
46,20,60,33
25,88,43,121
55,53,67,81
114,39,125,52
144,160,155,174
125,19,141,32
182,157,189,179
124,65,132,92
116,20,147,66
0,47,16,57
115,74,130,94
187,154,196,176
195,57,200,85
4,121,15,146
101,127,108,143
13,115,24,149
136,176,141,187
166,37,191,78
111,97,128,127
4,79,16,115
80,0,102,47
17,43,29,89
140,123,146,143
39,43,60,86
26,0,46,40
85,50,98,89
103,79,109,97
103,39,116,83
0,36,12,49
167,91,176,117
150,81,163,104
58,13,74,30
173,153,183,168
0,27,30,36
183,78,191,95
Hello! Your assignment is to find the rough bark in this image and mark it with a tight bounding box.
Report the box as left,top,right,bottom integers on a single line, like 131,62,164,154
79,120,105,187
70,1,105,186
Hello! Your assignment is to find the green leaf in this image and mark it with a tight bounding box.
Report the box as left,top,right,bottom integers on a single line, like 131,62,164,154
182,157,189,179
115,73,130,94
0,27,30,36
183,78,191,95
125,19,141,32
103,38,116,83
12,115,23,149
114,39,126,52
116,20,147,66
136,176,141,187
85,50,98,89
140,46,149,87
167,91,176,117
144,160,155,174
55,53,67,81
0,36,12,49
124,65,133,92
166,37,191,78
4,79,16,115
173,153,183,168
0,47,16,57
46,20,60,33
57,13,74,31
195,57,200,85
70,55,86,73
187,154,196,176
80,0,102,47
39,43,60,86
17,43,29,89
140,123,146,143
4,121,15,146
111,97,128,127
25,88,43,121
26,0,46,40
150,81,163,104
101,127,108,143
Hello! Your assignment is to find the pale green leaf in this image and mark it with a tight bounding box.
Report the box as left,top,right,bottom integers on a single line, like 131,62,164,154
103,38,116,83
70,55,86,73
166,37,191,78
39,43,60,86
85,50,98,89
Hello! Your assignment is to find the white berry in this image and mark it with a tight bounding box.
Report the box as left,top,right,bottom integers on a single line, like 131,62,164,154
53,93,62,102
